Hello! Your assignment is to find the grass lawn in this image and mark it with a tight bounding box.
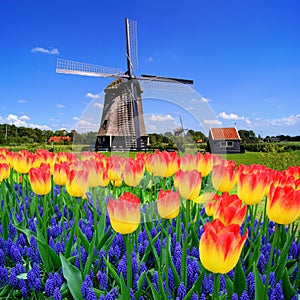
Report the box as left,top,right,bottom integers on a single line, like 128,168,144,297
225,150,300,170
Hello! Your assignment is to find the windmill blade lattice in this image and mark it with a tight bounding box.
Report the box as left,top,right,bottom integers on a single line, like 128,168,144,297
126,19,138,74
56,58,124,78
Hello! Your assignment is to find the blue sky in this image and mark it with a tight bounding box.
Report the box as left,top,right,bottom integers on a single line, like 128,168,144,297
0,0,299,137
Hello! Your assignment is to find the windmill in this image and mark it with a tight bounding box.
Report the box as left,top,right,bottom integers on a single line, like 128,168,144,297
174,116,188,137
56,18,193,151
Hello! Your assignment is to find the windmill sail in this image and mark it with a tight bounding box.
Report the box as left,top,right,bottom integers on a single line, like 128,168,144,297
56,58,123,78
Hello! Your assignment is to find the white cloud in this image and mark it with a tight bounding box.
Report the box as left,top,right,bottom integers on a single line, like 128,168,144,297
219,111,252,126
219,112,245,120
269,114,300,126
93,102,103,109
18,99,26,103
86,92,100,99
149,114,175,122
189,97,210,104
56,104,65,108
31,47,59,55
1,113,51,130
20,115,30,121
29,123,52,130
75,118,99,133
203,119,222,125
7,114,27,127
148,56,153,62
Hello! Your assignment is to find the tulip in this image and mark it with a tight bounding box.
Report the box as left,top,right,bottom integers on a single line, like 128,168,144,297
146,150,180,178
53,162,70,186
0,163,10,182
212,163,236,193
199,219,248,274
12,152,35,174
85,160,105,188
197,152,213,177
237,172,270,205
175,169,202,201
29,164,51,195
180,154,198,172
66,169,88,198
146,150,168,177
0,154,7,164
164,151,180,177
0,148,9,157
107,156,124,185
35,149,56,174
271,170,296,189
213,193,247,226
285,166,300,181
123,158,145,187
107,192,140,234
267,183,300,225
157,189,180,219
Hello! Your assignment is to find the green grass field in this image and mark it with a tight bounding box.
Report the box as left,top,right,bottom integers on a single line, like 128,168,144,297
225,150,300,170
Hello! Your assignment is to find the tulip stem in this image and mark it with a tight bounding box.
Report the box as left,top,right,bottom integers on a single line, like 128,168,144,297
165,220,170,298
92,187,98,245
263,224,280,300
75,197,83,271
212,273,220,299
160,219,166,268
181,199,190,286
123,234,132,289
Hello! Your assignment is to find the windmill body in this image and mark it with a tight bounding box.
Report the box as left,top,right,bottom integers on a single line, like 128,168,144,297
56,18,193,151
96,78,148,150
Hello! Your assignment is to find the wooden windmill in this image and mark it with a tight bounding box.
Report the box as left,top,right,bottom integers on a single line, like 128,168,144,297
174,116,188,137
56,18,193,150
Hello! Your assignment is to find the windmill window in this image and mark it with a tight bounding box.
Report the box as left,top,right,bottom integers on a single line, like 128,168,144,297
102,120,108,129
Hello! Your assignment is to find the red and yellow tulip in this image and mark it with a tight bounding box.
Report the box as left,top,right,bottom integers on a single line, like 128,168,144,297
12,151,35,174
157,189,180,219
197,152,213,177
199,219,248,274
53,162,70,186
0,163,10,182
180,154,198,172
85,160,105,188
29,164,51,195
66,169,88,198
212,193,247,226
107,192,141,234
212,163,236,193
237,171,270,205
175,169,202,201
123,158,145,187
107,156,124,186
267,183,300,225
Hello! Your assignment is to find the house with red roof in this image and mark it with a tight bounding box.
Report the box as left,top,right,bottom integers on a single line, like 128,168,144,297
207,127,243,154
48,136,72,143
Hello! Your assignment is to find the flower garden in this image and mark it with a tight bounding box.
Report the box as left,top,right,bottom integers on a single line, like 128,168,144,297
0,147,299,299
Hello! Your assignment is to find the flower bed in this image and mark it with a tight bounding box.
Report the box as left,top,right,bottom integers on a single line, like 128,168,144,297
0,148,299,299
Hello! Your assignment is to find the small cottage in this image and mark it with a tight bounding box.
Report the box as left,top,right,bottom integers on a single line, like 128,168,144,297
48,136,72,143
207,127,242,154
